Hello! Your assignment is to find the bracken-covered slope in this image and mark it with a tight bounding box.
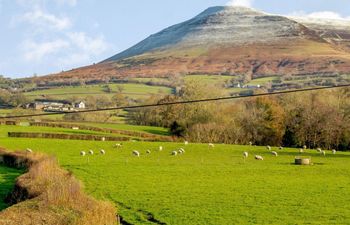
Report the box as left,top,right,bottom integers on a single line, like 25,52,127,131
41,6,350,82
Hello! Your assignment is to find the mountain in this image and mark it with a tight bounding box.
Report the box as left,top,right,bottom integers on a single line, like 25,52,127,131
42,6,350,82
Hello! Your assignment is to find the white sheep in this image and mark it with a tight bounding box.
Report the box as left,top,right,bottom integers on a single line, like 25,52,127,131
279,146,283,150
255,155,264,160
271,151,278,157
266,146,271,151
26,148,33,153
249,141,253,146
321,150,326,156
303,145,307,150
243,152,249,159
100,149,106,155
178,149,184,154
88,150,94,155
132,150,140,157
299,148,304,153
146,150,151,154
115,143,122,148
179,148,185,153
184,141,189,145
208,143,215,148
332,149,337,155
316,148,322,153
159,146,163,151
80,151,86,156
172,151,178,156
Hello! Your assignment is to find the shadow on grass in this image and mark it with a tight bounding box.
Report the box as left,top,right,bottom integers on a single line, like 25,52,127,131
0,166,23,211
143,129,170,136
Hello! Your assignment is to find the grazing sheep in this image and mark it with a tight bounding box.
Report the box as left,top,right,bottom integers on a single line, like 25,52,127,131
249,141,253,146
132,150,140,157
26,148,33,153
332,149,337,154
321,150,326,156
243,152,249,159
303,145,307,150
184,141,189,145
279,146,283,150
100,149,106,155
178,149,184,154
299,148,304,153
171,151,178,156
266,146,271,151
255,155,264,160
179,148,185,153
80,151,86,156
115,143,122,148
316,148,322,153
271,151,278,157
159,146,163,151
146,150,151,154
208,143,215,148
88,150,94,155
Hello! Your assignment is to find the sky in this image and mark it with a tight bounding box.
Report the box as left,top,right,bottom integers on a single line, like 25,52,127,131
0,0,350,78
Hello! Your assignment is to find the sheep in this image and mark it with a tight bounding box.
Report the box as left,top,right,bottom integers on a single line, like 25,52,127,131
159,146,163,151
255,155,264,160
100,149,106,155
88,150,94,155
146,150,151,154
243,152,249,159
316,148,322,153
249,141,253,146
26,148,33,153
208,143,215,148
179,148,185,153
332,149,337,155
299,148,304,153
178,149,184,154
266,145,271,151
321,150,326,156
303,145,307,150
184,141,189,145
132,150,140,157
279,146,283,150
171,151,178,156
271,151,278,157
80,151,86,156
115,143,122,148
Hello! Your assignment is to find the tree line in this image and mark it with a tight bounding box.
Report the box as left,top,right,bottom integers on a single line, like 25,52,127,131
129,81,350,150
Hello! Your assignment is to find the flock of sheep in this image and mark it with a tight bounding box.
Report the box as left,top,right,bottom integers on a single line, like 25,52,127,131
243,145,337,161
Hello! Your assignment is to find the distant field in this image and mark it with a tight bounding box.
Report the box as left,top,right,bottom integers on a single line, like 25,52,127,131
184,74,233,85
0,166,22,210
247,76,280,85
24,83,173,100
0,124,350,224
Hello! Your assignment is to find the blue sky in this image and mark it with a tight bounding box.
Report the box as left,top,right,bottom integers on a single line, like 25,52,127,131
0,0,350,78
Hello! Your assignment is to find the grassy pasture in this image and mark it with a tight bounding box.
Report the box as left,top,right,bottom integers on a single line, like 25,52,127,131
0,125,350,224
24,83,173,100
0,166,23,210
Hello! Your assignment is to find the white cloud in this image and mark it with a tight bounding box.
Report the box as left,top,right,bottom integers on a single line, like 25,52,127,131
17,8,72,30
289,10,350,21
55,0,77,7
22,39,70,62
68,32,108,55
226,0,254,7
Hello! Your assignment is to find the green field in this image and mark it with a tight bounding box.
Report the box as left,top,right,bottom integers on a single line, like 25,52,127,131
0,166,23,210
24,83,173,100
0,125,350,224
184,75,233,85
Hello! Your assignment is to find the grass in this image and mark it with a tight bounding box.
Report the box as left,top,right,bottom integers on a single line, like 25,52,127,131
0,124,350,224
184,75,233,86
24,83,173,100
0,166,22,210
247,76,280,85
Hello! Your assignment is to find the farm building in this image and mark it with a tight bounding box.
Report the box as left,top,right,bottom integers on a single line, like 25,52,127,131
74,101,86,109
25,99,86,112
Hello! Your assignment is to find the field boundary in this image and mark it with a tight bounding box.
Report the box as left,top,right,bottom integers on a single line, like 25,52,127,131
0,148,117,225
29,122,174,141
8,132,132,141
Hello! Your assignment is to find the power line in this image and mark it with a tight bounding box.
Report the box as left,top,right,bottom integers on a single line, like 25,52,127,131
1,84,349,119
